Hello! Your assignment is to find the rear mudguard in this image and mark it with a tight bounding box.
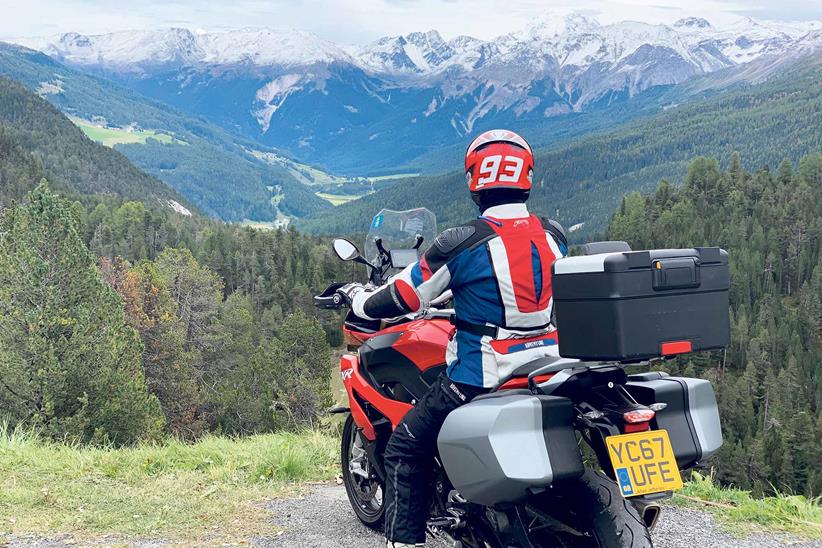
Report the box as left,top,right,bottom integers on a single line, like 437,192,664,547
340,353,412,440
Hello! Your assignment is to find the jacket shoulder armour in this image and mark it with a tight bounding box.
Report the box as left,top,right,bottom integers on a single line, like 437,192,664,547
434,225,476,254
424,220,495,272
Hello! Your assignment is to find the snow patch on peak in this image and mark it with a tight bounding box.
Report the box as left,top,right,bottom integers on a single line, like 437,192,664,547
527,12,600,39
674,17,712,30
356,28,471,74
14,27,353,70
199,28,353,66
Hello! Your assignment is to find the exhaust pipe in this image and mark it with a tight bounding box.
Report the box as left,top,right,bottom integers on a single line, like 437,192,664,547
639,503,662,530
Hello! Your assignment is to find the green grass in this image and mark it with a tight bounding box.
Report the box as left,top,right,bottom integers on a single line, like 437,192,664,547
674,471,822,539
315,192,361,206
70,117,183,147
2,421,819,543
0,423,337,543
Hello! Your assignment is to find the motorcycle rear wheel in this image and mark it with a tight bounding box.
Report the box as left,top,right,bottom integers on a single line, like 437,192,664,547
341,415,385,530
524,469,653,548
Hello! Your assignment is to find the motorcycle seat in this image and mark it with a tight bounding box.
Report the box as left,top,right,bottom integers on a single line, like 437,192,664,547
509,356,581,377
489,356,583,391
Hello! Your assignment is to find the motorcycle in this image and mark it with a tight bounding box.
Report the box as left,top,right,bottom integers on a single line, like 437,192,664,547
314,208,726,548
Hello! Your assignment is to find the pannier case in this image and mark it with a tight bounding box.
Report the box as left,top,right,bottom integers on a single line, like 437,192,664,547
437,392,584,506
551,247,730,361
626,372,723,468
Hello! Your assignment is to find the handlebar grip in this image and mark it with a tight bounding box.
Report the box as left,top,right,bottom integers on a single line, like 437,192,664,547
314,294,345,309
313,282,348,309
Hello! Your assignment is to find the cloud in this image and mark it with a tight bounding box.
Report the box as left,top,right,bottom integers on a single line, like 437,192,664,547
0,0,819,42
732,0,822,21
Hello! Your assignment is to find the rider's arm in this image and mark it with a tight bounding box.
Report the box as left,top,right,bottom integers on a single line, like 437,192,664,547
351,221,491,320
542,218,569,257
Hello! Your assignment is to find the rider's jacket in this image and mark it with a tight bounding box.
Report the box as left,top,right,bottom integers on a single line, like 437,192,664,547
351,203,568,388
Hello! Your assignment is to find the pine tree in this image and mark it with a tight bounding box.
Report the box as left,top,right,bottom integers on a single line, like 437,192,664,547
0,184,163,444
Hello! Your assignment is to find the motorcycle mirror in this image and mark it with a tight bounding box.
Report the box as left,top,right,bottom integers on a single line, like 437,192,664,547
332,238,361,261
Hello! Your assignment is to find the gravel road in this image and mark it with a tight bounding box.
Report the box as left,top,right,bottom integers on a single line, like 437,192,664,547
5,483,818,547
260,483,820,548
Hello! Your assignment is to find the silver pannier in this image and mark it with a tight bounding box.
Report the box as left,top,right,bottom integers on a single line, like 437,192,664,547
437,392,584,506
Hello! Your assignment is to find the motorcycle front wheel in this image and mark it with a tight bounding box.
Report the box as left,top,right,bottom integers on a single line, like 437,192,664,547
523,469,653,548
341,415,385,530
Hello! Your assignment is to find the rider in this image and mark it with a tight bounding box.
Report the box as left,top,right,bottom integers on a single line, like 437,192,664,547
337,129,568,548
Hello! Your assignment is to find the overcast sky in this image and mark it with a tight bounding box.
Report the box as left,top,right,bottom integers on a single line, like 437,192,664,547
2,0,821,43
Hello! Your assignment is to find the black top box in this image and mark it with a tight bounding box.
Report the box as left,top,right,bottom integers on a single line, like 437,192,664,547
551,248,730,361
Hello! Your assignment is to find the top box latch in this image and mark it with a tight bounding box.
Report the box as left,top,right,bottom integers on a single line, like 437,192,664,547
652,257,700,290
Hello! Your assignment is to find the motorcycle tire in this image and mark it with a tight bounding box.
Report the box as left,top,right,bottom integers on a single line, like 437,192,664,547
526,469,653,548
341,414,385,530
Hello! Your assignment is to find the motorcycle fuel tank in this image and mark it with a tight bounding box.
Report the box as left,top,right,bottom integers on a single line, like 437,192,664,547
357,318,453,403
437,391,584,506
377,317,453,370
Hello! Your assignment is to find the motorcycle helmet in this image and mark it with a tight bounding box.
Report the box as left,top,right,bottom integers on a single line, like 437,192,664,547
465,129,534,209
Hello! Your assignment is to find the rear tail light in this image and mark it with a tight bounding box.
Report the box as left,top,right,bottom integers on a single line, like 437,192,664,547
623,409,655,432
661,340,692,356
623,409,656,423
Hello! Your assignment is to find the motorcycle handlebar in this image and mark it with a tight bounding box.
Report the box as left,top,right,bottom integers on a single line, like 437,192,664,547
313,282,348,309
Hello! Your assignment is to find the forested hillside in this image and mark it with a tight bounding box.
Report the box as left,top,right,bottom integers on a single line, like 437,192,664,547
0,65,348,442
0,43,331,221
0,76,187,208
608,153,822,497
0,181,347,442
299,57,822,241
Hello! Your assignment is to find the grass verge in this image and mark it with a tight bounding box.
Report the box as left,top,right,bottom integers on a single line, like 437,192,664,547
673,471,822,539
2,424,819,543
0,424,337,543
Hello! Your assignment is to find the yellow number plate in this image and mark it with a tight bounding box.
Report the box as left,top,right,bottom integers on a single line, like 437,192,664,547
605,429,683,497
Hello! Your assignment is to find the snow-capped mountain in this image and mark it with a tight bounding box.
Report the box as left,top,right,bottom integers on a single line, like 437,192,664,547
9,13,822,172
17,27,356,71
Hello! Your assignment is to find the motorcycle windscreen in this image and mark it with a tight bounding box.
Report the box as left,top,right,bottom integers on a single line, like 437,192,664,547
365,208,437,273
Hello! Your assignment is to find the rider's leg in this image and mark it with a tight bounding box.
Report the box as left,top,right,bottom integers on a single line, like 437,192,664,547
383,372,487,545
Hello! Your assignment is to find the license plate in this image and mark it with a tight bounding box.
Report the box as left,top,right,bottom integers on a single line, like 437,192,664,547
606,429,683,497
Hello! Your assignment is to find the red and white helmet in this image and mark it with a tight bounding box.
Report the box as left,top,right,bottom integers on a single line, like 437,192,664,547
465,129,534,193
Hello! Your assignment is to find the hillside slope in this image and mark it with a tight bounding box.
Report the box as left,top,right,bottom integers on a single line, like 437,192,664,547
0,43,331,221
298,56,822,240
0,76,189,210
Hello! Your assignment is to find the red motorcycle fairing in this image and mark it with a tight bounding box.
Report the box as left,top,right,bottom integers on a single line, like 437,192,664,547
378,318,454,371
340,318,454,440
340,353,412,440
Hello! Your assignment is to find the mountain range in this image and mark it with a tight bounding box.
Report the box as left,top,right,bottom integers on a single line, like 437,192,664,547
11,13,822,173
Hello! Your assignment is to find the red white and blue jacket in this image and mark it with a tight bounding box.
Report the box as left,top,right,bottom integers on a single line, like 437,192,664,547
352,203,568,388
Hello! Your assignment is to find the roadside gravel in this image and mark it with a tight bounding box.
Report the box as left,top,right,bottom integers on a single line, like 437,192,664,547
260,483,820,548
5,483,818,547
